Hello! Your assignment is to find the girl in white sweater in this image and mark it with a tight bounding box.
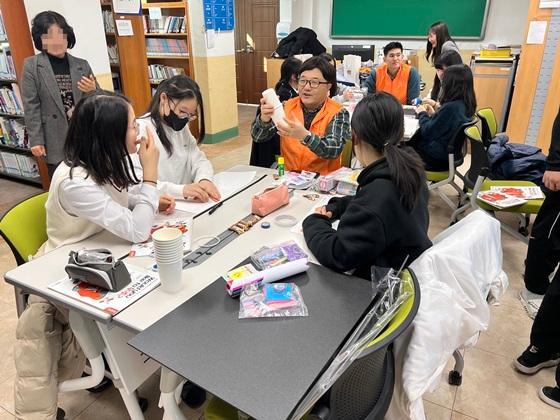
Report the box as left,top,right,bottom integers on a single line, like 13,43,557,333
15,90,173,419
138,75,220,202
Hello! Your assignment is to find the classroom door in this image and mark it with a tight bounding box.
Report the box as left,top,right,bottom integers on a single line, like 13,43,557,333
235,0,279,104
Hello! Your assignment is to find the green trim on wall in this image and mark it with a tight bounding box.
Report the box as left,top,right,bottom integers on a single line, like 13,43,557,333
203,126,239,144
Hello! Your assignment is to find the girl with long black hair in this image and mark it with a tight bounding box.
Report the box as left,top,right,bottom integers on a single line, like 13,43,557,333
302,92,432,279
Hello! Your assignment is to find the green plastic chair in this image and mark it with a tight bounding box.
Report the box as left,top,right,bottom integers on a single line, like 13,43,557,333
454,125,543,242
476,108,498,146
0,192,48,315
204,268,420,420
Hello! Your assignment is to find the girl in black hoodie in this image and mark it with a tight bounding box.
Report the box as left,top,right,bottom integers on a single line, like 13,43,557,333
303,92,432,279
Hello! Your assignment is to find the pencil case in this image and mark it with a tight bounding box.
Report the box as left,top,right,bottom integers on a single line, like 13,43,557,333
251,184,290,217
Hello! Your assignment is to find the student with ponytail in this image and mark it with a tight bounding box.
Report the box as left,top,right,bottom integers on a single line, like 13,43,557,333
302,92,432,279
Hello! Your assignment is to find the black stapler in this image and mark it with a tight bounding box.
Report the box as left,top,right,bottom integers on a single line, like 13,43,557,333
65,249,131,292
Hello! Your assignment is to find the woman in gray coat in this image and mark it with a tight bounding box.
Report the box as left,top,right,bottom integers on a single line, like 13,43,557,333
22,11,98,178
425,21,461,101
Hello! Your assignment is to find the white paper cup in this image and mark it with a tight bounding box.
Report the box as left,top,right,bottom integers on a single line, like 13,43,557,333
152,227,182,243
262,88,285,124
158,259,183,293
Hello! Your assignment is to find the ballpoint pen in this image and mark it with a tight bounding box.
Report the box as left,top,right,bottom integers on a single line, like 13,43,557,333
208,201,223,215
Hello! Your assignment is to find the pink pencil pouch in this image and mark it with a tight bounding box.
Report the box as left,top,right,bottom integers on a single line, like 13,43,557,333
251,185,290,217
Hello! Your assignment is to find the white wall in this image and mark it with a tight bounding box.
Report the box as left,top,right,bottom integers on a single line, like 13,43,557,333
290,0,530,51
23,0,111,77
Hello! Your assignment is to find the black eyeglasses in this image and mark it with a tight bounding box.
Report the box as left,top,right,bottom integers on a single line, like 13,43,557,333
297,78,330,89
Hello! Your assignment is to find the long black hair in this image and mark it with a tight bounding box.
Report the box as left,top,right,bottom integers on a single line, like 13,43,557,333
425,21,454,64
31,11,76,50
275,57,301,91
145,75,205,156
351,93,425,211
298,55,338,98
64,90,140,190
440,64,477,117
435,50,463,70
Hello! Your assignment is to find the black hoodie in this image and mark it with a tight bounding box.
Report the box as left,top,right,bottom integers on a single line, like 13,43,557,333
302,158,432,280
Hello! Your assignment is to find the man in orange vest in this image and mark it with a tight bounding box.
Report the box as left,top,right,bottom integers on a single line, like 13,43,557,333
251,56,350,175
365,42,421,105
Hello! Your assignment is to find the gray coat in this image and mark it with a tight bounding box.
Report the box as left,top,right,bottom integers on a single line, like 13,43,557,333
21,52,96,164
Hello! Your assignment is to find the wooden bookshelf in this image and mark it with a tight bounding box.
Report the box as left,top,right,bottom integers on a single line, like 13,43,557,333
0,0,49,189
143,0,194,83
100,1,122,92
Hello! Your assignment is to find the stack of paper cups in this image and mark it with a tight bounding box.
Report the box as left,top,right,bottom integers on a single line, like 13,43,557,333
262,88,285,125
152,227,184,293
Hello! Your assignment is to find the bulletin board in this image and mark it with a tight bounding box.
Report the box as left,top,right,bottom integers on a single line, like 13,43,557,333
203,0,235,31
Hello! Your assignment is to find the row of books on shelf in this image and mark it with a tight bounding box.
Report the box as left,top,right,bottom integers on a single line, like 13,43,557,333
0,152,39,179
107,44,119,65
102,10,116,34
143,15,186,34
0,12,6,39
0,84,23,115
0,50,16,80
0,117,26,148
148,64,185,82
146,38,188,57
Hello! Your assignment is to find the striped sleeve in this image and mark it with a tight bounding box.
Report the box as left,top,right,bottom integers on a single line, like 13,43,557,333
302,108,350,159
251,114,277,143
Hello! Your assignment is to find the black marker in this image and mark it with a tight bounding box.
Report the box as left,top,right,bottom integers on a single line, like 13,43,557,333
208,201,223,215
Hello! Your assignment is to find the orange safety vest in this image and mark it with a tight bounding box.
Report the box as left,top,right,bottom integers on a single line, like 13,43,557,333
375,62,411,105
280,97,344,175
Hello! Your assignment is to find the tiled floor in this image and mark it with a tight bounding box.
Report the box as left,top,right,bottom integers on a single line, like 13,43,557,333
0,105,558,419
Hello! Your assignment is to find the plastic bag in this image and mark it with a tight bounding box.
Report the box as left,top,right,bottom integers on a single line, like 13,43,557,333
291,265,411,418
250,241,308,270
238,283,309,319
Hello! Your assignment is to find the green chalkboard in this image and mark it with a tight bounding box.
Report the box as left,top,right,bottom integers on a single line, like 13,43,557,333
331,0,490,39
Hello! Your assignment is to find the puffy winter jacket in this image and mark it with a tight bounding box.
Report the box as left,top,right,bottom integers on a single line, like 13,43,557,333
487,133,546,184
272,27,326,58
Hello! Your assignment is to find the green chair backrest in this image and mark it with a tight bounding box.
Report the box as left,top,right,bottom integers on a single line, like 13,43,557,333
463,125,489,190
366,268,420,351
341,139,353,168
477,108,497,146
0,192,48,265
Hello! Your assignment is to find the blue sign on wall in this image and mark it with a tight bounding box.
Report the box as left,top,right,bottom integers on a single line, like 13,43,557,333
203,0,235,31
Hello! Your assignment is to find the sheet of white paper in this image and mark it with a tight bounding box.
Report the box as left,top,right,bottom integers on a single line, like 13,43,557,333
404,117,419,139
527,21,548,44
291,194,340,235
116,20,134,36
148,7,162,20
540,0,560,8
113,0,141,14
175,171,257,215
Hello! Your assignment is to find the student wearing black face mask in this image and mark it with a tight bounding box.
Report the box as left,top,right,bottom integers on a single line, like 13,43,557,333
137,75,220,202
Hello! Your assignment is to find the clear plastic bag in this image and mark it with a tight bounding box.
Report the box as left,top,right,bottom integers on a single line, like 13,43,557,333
291,265,411,418
238,283,309,319
250,241,308,270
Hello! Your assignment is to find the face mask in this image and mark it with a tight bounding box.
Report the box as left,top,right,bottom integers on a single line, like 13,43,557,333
163,109,189,131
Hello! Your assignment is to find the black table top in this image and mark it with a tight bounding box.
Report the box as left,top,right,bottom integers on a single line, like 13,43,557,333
129,263,375,420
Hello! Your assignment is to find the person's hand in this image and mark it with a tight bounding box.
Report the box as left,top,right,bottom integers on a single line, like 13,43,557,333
315,206,333,219
277,117,310,141
158,194,175,215
543,170,560,191
415,104,428,115
198,179,221,201
182,183,210,202
77,75,97,93
422,98,437,107
424,104,435,116
31,145,46,157
259,97,275,123
137,127,159,182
